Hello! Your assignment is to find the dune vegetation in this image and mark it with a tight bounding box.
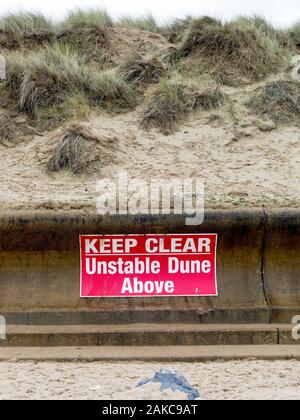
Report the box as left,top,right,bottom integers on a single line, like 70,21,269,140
0,12,55,49
118,53,165,85
0,112,15,144
0,9,299,171
117,13,160,33
141,78,225,133
3,43,135,115
247,80,300,123
290,21,300,46
47,124,100,174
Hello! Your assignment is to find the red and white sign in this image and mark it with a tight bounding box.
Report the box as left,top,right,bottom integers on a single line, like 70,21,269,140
80,234,218,298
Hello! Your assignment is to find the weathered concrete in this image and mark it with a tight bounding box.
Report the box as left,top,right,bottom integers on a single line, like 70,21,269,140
1,345,300,362
264,209,300,323
3,308,270,326
0,209,299,325
0,324,288,347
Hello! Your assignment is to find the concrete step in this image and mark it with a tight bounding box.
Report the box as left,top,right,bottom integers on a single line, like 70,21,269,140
2,309,273,325
0,324,297,347
1,345,300,362
3,308,299,326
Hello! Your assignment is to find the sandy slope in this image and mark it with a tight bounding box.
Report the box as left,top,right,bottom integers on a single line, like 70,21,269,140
0,107,299,212
0,360,299,400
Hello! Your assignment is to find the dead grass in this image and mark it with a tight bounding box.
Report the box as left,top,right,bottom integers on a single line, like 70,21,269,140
119,53,165,84
0,113,15,145
141,78,225,133
248,80,300,123
47,124,99,173
57,26,110,64
58,30,110,60
162,16,194,43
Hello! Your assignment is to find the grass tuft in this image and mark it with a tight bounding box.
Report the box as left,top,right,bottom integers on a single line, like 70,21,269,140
1,44,135,115
166,17,288,83
58,10,112,62
47,124,99,174
162,16,194,43
141,78,224,133
0,12,55,48
231,15,283,38
230,15,291,49
19,44,88,114
62,9,113,30
248,80,300,123
179,17,222,54
117,14,160,33
291,22,300,46
85,70,137,110
0,113,15,145
118,53,165,84
2,52,26,94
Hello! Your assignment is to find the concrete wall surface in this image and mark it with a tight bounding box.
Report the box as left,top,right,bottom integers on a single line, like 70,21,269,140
0,209,299,324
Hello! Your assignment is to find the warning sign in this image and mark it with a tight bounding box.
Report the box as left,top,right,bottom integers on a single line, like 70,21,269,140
80,234,218,298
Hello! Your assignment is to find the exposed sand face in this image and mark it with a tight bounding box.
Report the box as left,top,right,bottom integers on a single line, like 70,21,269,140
0,360,299,400
0,108,299,212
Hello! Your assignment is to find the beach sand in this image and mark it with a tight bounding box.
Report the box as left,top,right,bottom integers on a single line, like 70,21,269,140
1,109,299,213
0,360,299,400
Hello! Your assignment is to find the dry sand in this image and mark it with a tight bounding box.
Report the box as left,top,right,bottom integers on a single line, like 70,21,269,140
0,25,299,214
0,360,300,400
1,108,299,212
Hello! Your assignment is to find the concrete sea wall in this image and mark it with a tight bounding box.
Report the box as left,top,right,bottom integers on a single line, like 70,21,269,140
0,209,299,325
